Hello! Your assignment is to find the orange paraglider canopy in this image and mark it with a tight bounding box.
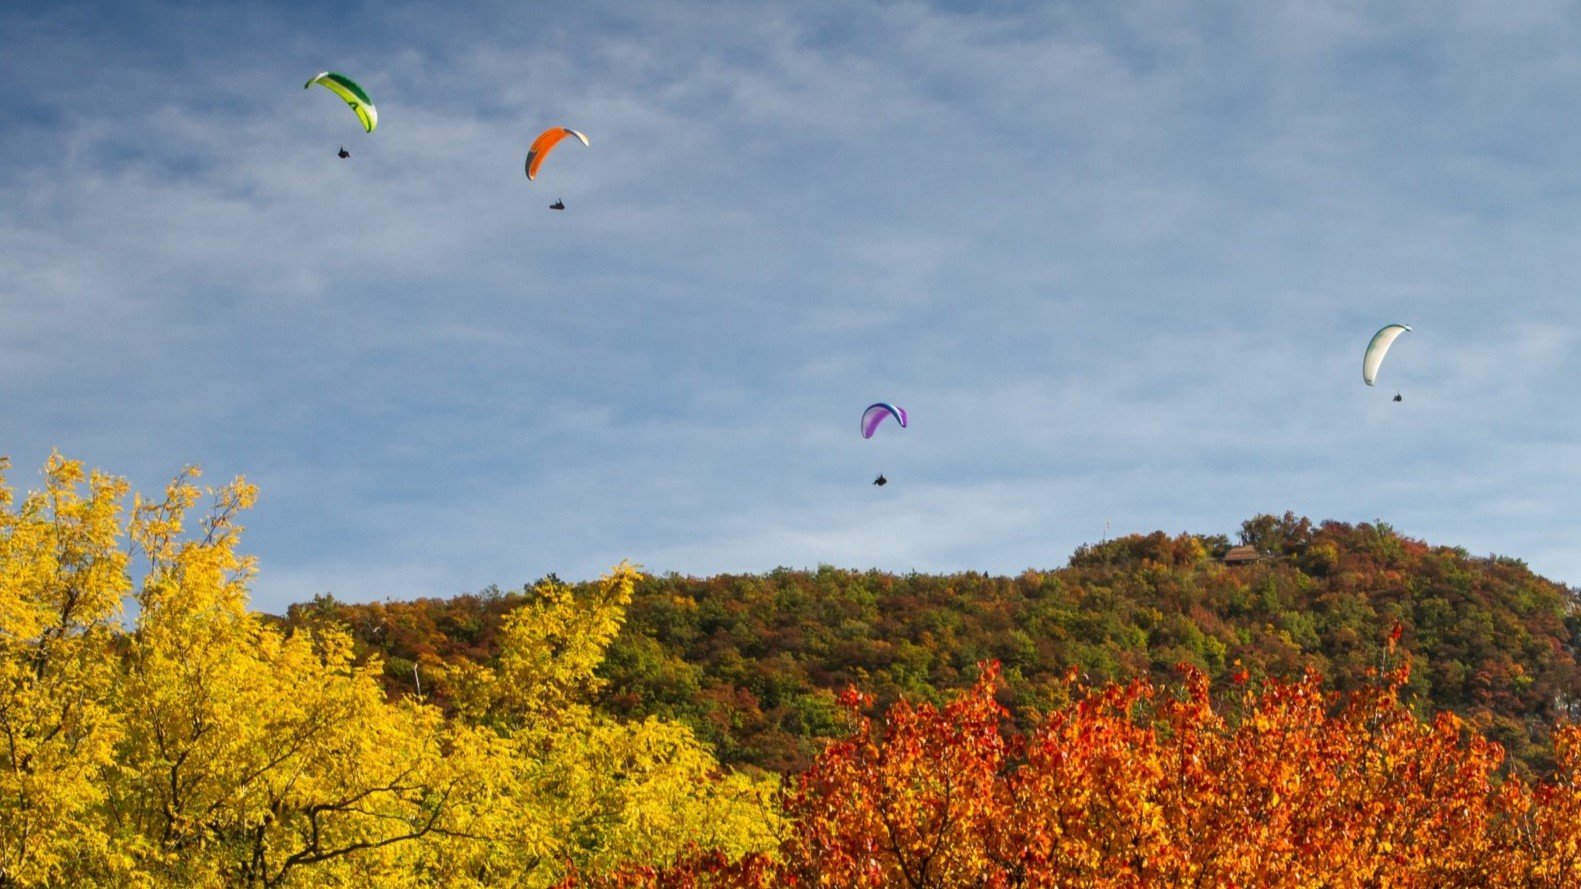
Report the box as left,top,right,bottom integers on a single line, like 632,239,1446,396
525,127,589,180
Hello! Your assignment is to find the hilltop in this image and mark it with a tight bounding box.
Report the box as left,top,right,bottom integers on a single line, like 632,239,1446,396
287,513,1581,774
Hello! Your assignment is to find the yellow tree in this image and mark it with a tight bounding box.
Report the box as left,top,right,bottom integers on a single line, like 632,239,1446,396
427,567,781,887
0,455,129,886
110,466,479,888
0,456,779,887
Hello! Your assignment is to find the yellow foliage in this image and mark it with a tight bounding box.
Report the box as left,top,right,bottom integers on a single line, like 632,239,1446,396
0,456,780,888
430,565,783,886
489,565,639,724
0,454,129,885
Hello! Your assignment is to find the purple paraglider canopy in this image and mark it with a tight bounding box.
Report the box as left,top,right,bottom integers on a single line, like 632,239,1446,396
861,403,908,439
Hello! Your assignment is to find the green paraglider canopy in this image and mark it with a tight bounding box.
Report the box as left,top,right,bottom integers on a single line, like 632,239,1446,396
305,72,377,133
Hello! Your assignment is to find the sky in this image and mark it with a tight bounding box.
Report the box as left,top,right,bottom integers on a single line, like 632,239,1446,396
5,0,1581,613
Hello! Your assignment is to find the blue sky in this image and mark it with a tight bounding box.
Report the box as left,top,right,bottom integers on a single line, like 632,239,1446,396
5,0,1581,612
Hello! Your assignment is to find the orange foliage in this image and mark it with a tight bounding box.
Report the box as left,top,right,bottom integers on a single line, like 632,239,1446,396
570,650,1581,888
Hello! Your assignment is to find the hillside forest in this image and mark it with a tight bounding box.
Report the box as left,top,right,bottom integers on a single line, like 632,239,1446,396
305,512,1581,776
7,454,1581,887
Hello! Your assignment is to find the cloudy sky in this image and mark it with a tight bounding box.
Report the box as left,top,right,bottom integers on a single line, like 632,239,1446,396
5,0,1581,612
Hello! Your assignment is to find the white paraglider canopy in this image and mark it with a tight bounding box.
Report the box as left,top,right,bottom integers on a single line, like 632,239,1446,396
1363,324,1411,387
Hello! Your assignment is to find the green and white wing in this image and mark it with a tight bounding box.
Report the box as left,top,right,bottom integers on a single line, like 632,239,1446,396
305,71,377,133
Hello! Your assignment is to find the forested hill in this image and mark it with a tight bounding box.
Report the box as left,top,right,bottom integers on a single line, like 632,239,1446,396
285,513,1581,774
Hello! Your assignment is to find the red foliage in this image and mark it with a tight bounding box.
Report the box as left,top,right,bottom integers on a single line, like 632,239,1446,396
575,660,1581,888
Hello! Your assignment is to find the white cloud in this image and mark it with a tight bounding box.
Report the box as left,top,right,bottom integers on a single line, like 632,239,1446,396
4,0,1581,610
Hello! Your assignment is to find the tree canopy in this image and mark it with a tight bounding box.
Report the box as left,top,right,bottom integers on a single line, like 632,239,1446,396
0,455,777,888
8,454,1581,886
310,512,1581,775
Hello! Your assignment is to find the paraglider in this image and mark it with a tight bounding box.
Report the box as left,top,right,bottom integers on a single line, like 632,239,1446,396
549,199,565,211
862,403,905,487
337,146,350,159
525,127,589,180
304,72,377,133
1393,393,1403,402
860,403,907,438
1363,324,1411,387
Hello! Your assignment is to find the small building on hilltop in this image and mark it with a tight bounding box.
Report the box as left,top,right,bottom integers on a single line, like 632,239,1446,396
1222,544,1261,565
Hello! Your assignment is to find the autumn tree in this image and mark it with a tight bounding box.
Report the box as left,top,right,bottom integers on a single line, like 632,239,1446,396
0,455,129,886
581,650,1581,888
0,456,779,888
106,466,479,887
420,566,781,887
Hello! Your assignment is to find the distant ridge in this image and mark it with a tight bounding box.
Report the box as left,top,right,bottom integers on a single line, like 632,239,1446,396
286,512,1581,775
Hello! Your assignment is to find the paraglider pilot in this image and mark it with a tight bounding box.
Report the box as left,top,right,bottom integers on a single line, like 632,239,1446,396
1393,393,1403,402
338,146,350,159
550,199,565,211
872,474,887,487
